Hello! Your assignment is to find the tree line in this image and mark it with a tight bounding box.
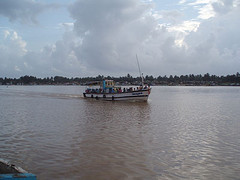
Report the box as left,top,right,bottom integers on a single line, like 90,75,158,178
0,72,240,86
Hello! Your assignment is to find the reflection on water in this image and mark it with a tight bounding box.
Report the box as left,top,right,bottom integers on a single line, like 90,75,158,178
0,86,240,179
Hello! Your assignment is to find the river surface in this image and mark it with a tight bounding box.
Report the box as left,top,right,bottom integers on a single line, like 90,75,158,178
0,85,240,180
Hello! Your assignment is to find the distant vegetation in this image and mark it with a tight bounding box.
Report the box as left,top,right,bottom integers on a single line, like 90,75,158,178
0,73,240,86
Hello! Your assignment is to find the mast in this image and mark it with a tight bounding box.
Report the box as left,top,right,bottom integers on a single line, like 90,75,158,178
136,54,144,86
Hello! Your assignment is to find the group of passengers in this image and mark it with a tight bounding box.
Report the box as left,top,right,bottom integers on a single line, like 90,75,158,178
85,85,149,94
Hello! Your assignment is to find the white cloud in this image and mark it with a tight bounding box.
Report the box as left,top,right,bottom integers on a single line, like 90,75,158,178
168,20,200,47
58,22,74,31
158,10,183,24
198,3,216,19
14,66,21,72
169,20,200,33
187,0,240,19
0,0,239,77
179,0,187,4
1,30,27,56
3,30,10,39
233,0,240,7
0,30,28,76
187,0,218,19
182,4,240,74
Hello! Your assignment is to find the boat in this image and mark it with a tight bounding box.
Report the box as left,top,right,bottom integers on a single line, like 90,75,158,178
83,55,151,101
83,79,151,101
0,159,36,180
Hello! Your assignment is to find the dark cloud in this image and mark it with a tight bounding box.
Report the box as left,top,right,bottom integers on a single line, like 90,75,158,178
68,0,156,74
0,0,58,23
212,0,236,15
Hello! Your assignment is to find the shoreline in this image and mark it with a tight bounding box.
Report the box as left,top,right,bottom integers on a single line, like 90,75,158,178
1,84,240,87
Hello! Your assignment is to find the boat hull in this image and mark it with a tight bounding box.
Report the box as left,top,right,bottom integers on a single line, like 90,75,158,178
83,89,150,101
0,159,36,180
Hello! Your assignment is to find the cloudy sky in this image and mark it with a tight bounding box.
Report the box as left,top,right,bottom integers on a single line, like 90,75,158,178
0,0,239,78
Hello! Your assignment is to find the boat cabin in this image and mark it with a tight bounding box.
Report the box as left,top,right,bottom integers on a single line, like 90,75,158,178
83,79,151,101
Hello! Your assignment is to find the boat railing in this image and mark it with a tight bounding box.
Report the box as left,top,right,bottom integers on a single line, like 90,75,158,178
85,86,150,94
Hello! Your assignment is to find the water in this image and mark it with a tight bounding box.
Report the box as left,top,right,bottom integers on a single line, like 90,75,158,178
0,85,240,180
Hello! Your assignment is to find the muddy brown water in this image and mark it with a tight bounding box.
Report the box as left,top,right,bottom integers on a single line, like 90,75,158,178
0,86,240,179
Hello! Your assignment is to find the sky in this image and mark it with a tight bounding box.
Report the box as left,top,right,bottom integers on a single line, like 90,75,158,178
0,0,240,78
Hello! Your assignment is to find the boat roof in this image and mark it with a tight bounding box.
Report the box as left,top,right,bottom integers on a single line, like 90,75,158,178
85,81,101,86
86,79,115,85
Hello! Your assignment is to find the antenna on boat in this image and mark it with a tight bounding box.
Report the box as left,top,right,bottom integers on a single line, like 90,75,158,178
136,54,144,86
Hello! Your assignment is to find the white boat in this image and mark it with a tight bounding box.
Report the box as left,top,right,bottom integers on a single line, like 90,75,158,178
83,79,151,101
83,55,151,101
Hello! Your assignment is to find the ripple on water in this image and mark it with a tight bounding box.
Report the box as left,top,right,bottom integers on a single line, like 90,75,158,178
0,86,240,179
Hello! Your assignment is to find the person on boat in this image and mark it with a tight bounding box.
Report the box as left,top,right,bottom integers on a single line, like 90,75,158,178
118,88,122,93
110,88,114,93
